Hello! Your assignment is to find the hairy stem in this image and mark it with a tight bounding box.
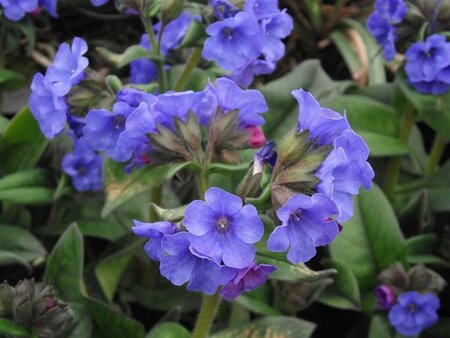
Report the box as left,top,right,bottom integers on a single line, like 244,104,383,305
174,47,203,92
383,102,416,199
192,290,222,338
424,134,447,175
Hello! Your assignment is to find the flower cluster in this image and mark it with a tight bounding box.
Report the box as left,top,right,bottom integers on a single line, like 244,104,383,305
405,34,450,95
267,90,374,264
204,0,293,87
82,77,268,169
130,12,200,84
388,291,440,336
0,0,58,20
133,187,276,298
366,0,407,62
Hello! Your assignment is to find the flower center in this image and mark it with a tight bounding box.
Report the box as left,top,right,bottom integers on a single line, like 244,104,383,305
113,114,126,130
408,303,418,313
216,217,230,233
222,27,234,40
289,210,302,222
77,166,87,176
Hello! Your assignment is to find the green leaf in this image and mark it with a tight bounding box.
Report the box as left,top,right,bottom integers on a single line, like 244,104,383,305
422,91,450,136
179,20,206,48
0,169,49,190
132,286,201,312
210,316,316,338
0,225,46,262
96,45,163,68
0,187,54,204
0,69,25,91
406,234,436,255
0,250,31,271
44,224,84,303
208,162,249,174
329,184,408,297
84,297,145,338
0,107,48,174
341,19,386,85
64,304,93,338
235,296,281,316
368,315,393,338
396,71,437,115
0,318,30,337
318,260,362,311
145,322,191,338
148,204,187,222
102,160,168,217
357,132,409,156
95,240,141,303
330,31,363,82
256,255,336,283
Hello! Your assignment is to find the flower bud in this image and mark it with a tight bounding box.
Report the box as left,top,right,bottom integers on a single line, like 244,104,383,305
245,125,266,148
375,284,396,310
161,0,185,24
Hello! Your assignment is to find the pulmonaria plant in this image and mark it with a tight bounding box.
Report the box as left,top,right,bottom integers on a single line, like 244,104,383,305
204,0,293,86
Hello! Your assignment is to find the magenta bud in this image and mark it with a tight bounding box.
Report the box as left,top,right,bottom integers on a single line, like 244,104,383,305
31,7,42,16
246,126,266,148
45,298,56,311
375,284,396,310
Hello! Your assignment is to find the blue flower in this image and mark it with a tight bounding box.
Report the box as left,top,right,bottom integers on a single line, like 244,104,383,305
183,187,264,269
38,0,57,17
228,59,275,87
221,262,276,300
90,0,108,6
62,140,103,192
207,78,268,128
254,140,277,172
316,130,374,222
203,11,264,71
210,0,238,20
29,73,68,139
130,12,200,84
267,193,339,264
159,232,235,295
405,34,450,95
388,291,440,337
293,89,350,145
375,284,396,310
0,0,38,21
366,0,407,61
45,37,89,96
244,0,280,19
260,10,293,62
132,221,177,261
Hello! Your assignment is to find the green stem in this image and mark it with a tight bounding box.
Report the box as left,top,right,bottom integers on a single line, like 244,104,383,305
424,134,447,175
174,47,203,92
148,184,163,222
383,103,416,200
192,290,222,338
195,169,208,199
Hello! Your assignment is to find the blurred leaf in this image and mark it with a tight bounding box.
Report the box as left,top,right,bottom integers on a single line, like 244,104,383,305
179,20,206,48
0,187,54,204
423,91,450,136
406,255,450,268
210,316,316,338
406,234,436,255
0,318,29,337
132,286,201,312
329,184,408,297
102,160,168,217
145,322,191,338
235,296,281,316
0,69,25,91
149,204,187,222
261,59,353,139
318,260,362,311
0,225,46,262
320,95,409,156
256,255,336,283
96,45,163,68
330,31,363,83
396,71,437,116
84,297,145,338
64,304,93,338
208,162,249,174
0,169,49,190
368,315,393,338
0,107,48,174
341,19,386,85
44,223,84,303
0,115,9,134
167,65,213,91
0,250,31,271
95,240,141,303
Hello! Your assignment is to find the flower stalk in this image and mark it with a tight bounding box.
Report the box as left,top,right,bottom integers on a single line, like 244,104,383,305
192,290,222,338
424,133,446,175
174,47,203,92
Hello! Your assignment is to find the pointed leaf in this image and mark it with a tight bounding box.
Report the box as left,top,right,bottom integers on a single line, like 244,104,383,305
0,225,46,262
145,322,191,338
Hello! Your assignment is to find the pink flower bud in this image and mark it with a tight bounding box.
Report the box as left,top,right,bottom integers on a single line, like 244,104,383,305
246,126,266,148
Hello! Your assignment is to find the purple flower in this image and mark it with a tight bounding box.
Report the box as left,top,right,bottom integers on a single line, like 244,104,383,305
29,73,68,139
405,34,450,95
366,0,407,61
316,130,375,222
375,284,396,310
0,0,38,21
90,0,108,6
210,0,238,20
221,263,276,300
267,193,339,264
229,59,275,87
388,291,440,337
62,140,103,192
244,0,280,19
45,37,89,96
203,11,264,71
160,232,235,295
132,221,177,261
183,187,264,269
38,0,57,17
207,78,267,128
260,10,293,62
254,140,277,173
293,89,350,145
130,12,200,84
67,115,86,139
